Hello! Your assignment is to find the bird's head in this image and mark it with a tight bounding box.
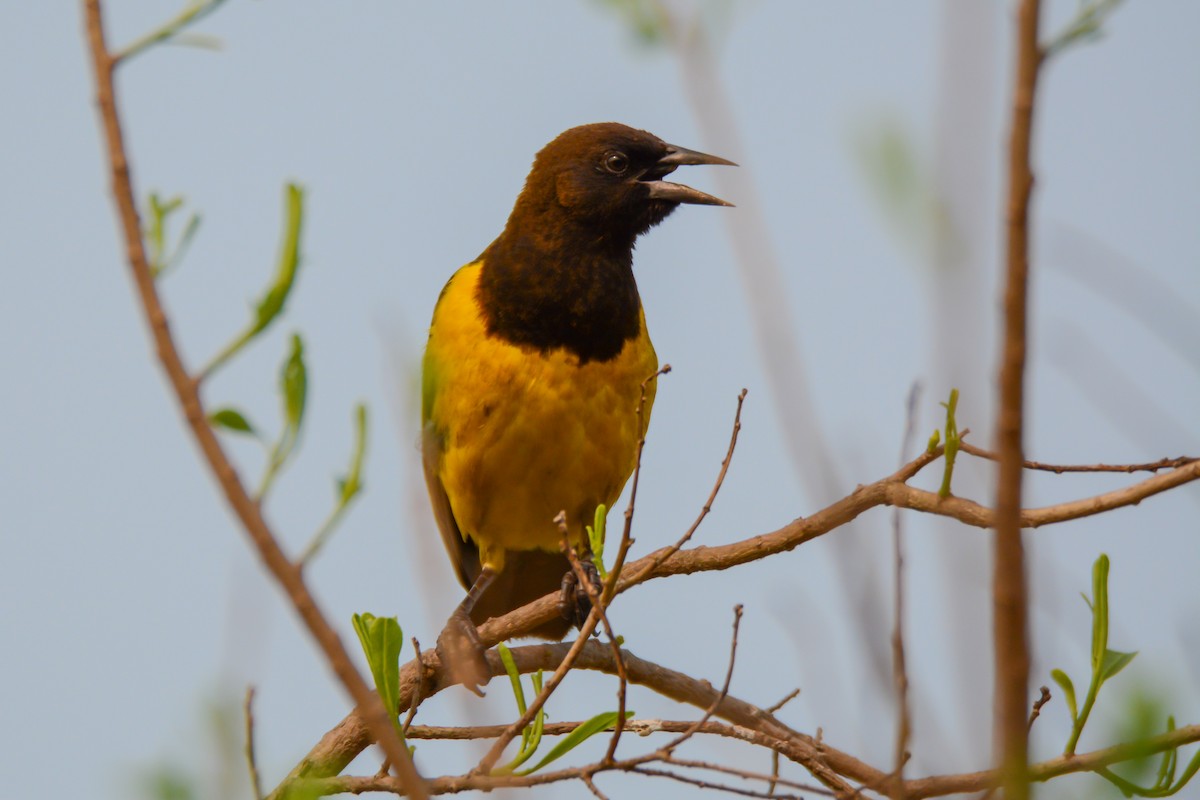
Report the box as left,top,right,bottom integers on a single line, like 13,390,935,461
515,122,735,243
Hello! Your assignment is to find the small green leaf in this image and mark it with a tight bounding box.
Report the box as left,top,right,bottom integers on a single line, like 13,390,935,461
351,613,404,727
1098,648,1137,683
926,428,941,453
208,407,257,436
497,643,527,716
516,711,634,776
587,504,608,580
1092,554,1111,672
1156,716,1178,789
252,184,304,334
281,333,307,432
198,183,305,380
336,403,367,503
1050,669,1078,722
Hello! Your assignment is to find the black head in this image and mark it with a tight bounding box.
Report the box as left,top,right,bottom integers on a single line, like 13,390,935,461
477,123,734,363
509,122,735,245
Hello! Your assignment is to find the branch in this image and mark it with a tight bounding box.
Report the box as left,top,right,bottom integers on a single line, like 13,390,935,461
993,0,1043,796
282,639,1200,799
960,441,1195,474
82,2,427,795
273,450,1200,790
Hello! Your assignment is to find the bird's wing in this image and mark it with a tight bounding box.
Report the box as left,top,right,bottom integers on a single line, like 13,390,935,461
421,422,481,591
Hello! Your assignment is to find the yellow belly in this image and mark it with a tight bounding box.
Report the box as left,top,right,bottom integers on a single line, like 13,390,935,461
423,262,658,572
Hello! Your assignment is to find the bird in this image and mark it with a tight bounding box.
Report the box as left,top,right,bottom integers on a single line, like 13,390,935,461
421,122,734,691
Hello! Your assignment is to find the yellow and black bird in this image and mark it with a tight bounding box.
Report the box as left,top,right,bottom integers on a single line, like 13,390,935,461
421,122,733,689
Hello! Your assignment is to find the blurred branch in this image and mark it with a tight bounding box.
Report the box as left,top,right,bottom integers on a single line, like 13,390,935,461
82,3,428,795
1042,0,1126,61
243,687,263,800
113,0,228,64
890,385,921,799
960,441,1195,474
992,0,1042,796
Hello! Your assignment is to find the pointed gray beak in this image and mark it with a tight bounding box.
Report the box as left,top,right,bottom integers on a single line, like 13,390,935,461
643,143,737,207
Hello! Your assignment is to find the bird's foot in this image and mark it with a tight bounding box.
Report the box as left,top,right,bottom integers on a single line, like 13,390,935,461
436,607,489,696
559,558,602,633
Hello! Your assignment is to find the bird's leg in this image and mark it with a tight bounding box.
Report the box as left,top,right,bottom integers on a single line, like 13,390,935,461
436,567,495,696
559,553,601,634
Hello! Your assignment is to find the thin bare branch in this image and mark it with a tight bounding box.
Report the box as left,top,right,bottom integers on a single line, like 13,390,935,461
890,384,921,799
474,602,602,774
627,388,748,586
243,686,263,800
662,604,744,754
1026,686,1051,733
993,0,1043,796
82,3,426,794
960,441,1196,473
766,688,802,715
561,531,630,764
602,364,671,606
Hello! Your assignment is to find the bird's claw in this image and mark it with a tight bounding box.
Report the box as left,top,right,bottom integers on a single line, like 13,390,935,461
436,607,489,696
559,559,601,633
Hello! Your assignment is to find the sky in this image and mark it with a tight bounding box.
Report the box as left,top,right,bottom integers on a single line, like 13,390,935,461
2,2,1198,799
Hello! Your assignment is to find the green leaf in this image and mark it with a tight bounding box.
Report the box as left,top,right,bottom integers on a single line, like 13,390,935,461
281,333,307,432
926,428,941,453
497,643,527,716
587,503,608,580
337,404,367,503
1098,648,1138,683
1092,553,1111,672
351,612,404,727
198,183,304,380
251,184,304,335
1051,669,1078,722
1156,716,1178,789
516,711,633,776
208,407,257,436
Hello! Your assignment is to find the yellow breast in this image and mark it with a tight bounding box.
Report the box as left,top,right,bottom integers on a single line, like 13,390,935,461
423,261,658,572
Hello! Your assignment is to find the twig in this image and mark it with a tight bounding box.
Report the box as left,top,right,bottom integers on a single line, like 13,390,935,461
661,604,744,754
993,0,1043,797
663,754,836,797
890,384,921,799
959,441,1195,474
1026,686,1051,733
112,0,227,64
601,364,671,606
475,603,602,774
243,686,263,800
581,772,610,800
766,688,802,715
560,529,630,764
632,765,808,799
82,4,428,795
402,637,425,736
626,388,748,586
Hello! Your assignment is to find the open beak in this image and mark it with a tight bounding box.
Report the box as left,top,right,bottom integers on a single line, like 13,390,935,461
643,144,737,207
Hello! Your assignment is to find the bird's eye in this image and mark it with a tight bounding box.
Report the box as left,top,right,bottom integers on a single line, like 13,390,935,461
603,152,630,175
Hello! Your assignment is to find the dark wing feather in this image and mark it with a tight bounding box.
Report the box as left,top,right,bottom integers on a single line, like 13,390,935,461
421,423,481,591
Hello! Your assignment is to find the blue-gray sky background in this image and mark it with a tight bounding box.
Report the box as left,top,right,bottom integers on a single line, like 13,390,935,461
2,2,1198,798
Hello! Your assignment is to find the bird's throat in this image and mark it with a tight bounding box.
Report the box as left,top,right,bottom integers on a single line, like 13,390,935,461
476,229,643,364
